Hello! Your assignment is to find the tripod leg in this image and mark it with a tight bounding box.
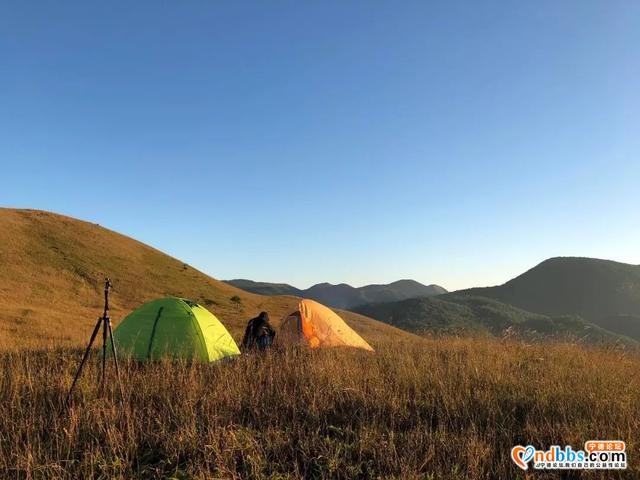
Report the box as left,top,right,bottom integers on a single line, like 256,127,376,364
65,317,102,406
107,319,124,398
100,317,107,396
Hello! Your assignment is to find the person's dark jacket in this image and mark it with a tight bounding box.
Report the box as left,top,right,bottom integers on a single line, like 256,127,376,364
241,311,275,352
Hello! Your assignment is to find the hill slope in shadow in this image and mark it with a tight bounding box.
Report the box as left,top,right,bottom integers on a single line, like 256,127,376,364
458,257,640,340
355,294,634,344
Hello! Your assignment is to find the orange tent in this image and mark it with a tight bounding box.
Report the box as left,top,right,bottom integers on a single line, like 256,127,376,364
277,299,374,351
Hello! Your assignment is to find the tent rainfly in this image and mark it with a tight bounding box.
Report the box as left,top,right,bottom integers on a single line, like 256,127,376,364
277,299,374,351
113,297,240,362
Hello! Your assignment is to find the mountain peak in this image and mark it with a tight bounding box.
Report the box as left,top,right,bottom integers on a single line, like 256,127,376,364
458,256,640,341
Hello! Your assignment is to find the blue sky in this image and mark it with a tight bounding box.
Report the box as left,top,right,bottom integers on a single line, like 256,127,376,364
1,1,639,290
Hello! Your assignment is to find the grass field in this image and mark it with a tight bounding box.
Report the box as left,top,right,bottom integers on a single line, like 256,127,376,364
2,337,638,479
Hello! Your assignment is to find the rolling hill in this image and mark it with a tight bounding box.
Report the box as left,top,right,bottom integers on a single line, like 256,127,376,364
458,257,640,341
223,279,302,297
0,208,417,349
355,294,633,343
225,278,446,309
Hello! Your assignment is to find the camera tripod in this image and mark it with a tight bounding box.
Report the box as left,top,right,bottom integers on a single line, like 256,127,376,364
65,278,124,405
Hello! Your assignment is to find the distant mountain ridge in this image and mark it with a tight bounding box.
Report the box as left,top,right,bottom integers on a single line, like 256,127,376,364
457,257,640,341
223,279,302,297
228,257,640,342
224,278,447,309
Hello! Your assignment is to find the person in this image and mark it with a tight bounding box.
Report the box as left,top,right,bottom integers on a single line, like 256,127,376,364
241,311,275,352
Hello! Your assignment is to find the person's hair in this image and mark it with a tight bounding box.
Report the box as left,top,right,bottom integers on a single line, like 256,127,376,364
254,311,269,329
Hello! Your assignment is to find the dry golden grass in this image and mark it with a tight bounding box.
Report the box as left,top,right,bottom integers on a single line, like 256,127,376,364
1,337,638,479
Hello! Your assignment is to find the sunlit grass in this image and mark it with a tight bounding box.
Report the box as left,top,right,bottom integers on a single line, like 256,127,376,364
1,337,638,479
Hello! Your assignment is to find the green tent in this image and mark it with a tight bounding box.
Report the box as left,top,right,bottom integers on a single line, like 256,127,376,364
113,297,240,362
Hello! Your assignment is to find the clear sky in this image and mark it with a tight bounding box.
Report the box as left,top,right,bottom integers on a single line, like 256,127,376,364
1,1,639,291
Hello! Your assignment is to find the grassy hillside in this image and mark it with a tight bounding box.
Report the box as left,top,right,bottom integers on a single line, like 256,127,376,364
2,338,638,479
0,208,414,349
355,294,632,344
459,257,640,341
226,278,447,309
